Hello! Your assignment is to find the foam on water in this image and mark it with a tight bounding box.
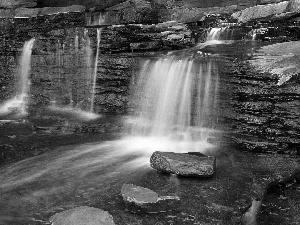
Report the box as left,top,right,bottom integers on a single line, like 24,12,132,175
48,105,100,121
0,94,28,116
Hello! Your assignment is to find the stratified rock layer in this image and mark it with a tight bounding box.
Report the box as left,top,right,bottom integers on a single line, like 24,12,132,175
121,184,180,213
150,151,216,177
232,1,289,22
49,206,115,225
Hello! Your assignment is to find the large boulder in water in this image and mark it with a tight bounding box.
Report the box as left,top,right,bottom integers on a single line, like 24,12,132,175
49,206,115,225
150,151,216,177
121,184,180,213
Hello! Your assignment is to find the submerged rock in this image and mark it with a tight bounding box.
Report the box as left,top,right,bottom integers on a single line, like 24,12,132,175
49,206,115,225
121,184,180,213
150,151,216,177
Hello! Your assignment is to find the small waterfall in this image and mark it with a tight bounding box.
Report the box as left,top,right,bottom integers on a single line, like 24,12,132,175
207,28,224,41
90,28,102,113
84,29,92,86
75,33,79,52
86,11,107,26
130,56,220,153
19,38,35,99
0,38,35,115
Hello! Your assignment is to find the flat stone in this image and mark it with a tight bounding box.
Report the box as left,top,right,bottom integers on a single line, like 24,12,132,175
39,5,86,16
15,7,40,17
49,206,115,225
165,33,184,41
150,151,216,177
121,184,180,213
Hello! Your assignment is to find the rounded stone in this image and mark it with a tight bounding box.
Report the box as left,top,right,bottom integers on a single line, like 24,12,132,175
49,206,115,225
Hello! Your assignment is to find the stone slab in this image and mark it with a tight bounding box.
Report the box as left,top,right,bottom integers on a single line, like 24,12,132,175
121,184,180,213
150,151,216,177
49,206,115,225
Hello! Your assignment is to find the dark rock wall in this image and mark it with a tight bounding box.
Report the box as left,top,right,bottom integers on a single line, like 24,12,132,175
222,60,300,154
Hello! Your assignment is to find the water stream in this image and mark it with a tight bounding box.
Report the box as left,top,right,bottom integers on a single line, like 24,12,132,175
0,38,35,116
90,28,102,113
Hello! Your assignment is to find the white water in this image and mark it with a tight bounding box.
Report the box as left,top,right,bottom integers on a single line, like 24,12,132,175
0,56,220,191
48,105,100,121
207,27,224,41
198,27,232,48
0,38,35,116
86,11,107,26
84,29,93,86
130,56,220,152
90,28,102,113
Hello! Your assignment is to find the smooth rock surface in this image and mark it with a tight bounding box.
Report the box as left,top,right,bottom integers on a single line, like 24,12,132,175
121,184,180,213
49,206,115,225
150,151,216,177
232,1,289,22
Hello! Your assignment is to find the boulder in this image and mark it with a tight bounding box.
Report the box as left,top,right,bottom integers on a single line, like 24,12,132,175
121,184,180,213
150,151,216,177
232,1,289,22
49,206,115,225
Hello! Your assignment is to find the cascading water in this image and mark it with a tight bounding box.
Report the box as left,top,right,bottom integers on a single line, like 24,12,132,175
86,11,107,26
128,56,220,153
84,29,92,86
90,28,102,113
207,27,224,41
48,30,99,121
0,38,35,115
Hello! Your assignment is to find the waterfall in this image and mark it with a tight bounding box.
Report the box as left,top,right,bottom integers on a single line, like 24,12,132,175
207,28,224,41
0,38,35,115
84,29,92,86
129,56,219,153
19,38,35,99
75,33,79,52
90,28,102,113
86,11,107,26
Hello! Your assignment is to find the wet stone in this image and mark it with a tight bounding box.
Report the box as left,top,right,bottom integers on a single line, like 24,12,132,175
49,206,115,225
121,184,180,213
150,151,216,177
